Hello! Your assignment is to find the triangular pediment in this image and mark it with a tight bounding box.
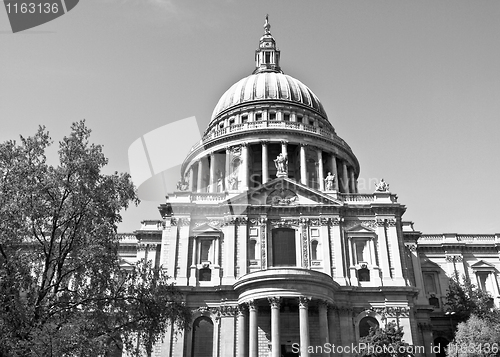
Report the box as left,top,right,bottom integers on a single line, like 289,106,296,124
345,224,376,233
420,259,442,270
471,260,497,271
192,222,223,233
226,177,342,206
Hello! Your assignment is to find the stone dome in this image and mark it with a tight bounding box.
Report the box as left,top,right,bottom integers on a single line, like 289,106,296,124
210,72,327,123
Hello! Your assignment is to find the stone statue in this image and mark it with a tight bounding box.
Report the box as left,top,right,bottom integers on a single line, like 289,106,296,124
216,171,224,192
324,172,336,191
274,153,288,177
375,178,390,192
176,179,188,191
228,172,238,190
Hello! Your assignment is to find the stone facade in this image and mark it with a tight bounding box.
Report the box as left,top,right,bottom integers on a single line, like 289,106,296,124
120,18,500,357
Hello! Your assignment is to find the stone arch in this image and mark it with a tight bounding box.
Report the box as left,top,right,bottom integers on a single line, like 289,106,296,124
354,310,384,341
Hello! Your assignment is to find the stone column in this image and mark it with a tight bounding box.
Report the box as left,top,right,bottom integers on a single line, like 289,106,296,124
269,297,281,357
317,148,325,191
407,243,426,304
222,222,236,285
349,168,356,194
225,147,231,191
188,237,197,286
341,161,349,193
386,219,405,285
176,218,191,286
318,301,330,357
328,305,340,347
300,144,307,185
241,143,249,191
262,141,269,184
249,300,258,357
330,155,339,191
209,152,216,193
197,160,204,193
188,167,195,192
330,218,346,284
299,297,311,357
237,305,248,357
376,219,392,283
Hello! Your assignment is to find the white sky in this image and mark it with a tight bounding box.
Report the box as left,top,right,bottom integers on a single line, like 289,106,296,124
1,0,499,234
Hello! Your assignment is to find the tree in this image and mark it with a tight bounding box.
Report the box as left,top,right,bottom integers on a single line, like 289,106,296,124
447,314,500,357
358,322,414,357
0,121,190,356
445,275,495,322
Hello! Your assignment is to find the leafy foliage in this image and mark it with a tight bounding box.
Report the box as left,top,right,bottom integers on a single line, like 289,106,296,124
447,314,500,357
0,121,190,356
445,275,495,322
358,322,414,357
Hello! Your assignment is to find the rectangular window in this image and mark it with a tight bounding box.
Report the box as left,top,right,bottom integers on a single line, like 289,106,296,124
255,113,262,121
477,273,489,292
272,228,296,266
200,240,212,262
297,116,303,123
269,112,276,120
241,115,248,123
283,113,290,121
265,52,271,63
355,241,365,263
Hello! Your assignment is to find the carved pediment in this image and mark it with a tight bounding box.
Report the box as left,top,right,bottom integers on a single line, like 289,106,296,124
345,224,376,233
471,260,497,271
227,177,342,206
420,259,442,270
192,221,223,233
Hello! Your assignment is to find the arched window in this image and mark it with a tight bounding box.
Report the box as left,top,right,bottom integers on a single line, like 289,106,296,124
311,240,319,260
192,317,214,357
359,316,379,338
248,239,257,260
272,228,296,266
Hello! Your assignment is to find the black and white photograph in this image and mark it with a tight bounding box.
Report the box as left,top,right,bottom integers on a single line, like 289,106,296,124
1,1,500,356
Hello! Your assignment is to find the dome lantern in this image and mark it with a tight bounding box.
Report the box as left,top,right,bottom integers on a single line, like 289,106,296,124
254,15,282,74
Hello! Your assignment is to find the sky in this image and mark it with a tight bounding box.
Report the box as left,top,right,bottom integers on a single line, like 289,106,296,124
1,0,499,234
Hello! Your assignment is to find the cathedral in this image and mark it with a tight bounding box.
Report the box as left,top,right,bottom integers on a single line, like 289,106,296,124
120,18,500,357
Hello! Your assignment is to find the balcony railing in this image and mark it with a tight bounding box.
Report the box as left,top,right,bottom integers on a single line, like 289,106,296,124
193,120,352,152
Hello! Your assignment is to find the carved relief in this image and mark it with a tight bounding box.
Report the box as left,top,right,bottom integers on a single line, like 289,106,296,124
405,244,417,252
268,296,281,308
266,188,298,205
298,296,311,308
343,220,378,230
269,219,299,228
261,222,267,269
331,218,340,226
445,254,463,263
302,223,309,268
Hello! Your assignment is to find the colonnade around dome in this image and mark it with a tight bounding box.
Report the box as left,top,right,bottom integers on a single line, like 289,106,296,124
182,139,358,195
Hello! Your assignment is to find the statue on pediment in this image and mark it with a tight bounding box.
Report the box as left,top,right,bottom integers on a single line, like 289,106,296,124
176,179,188,191
375,178,390,192
274,153,288,177
324,172,336,190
